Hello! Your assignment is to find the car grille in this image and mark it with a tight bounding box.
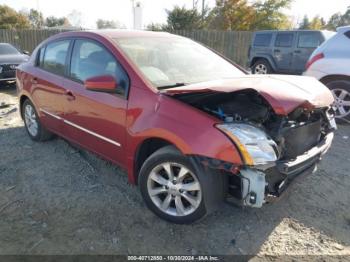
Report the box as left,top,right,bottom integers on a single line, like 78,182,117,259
0,64,17,78
0,64,18,72
283,120,322,159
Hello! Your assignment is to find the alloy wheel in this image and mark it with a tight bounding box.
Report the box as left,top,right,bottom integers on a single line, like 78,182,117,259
147,162,202,217
24,104,39,137
254,64,267,74
331,88,350,119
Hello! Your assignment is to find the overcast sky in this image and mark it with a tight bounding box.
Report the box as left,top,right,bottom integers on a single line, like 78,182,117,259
1,0,349,29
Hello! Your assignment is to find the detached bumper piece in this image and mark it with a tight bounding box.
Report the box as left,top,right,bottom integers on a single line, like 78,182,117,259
229,132,334,208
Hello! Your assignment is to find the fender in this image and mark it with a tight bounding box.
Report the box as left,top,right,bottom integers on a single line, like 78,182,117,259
125,87,243,184
250,55,278,72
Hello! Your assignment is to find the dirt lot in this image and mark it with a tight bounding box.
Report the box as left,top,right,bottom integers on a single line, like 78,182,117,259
0,85,349,257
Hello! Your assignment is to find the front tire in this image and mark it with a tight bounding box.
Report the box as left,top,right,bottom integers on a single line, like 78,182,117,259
22,99,53,141
324,79,350,122
139,146,226,224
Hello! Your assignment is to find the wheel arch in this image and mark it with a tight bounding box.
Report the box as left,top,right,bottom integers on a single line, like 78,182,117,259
320,74,350,85
133,137,179,185
250,56,276,71
19,94,30,119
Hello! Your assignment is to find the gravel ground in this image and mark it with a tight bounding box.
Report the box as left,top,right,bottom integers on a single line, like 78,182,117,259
0,85,349,257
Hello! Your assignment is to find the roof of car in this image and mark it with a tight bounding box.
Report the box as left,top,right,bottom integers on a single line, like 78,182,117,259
254,30,333,34
52,30,177,39
336,25,350,33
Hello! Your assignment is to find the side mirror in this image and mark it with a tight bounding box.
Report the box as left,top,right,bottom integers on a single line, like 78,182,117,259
84,75,117,93
22,50,30,55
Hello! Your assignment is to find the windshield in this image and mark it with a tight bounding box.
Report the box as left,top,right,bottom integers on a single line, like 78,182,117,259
114,36,244,89
0,43,20,55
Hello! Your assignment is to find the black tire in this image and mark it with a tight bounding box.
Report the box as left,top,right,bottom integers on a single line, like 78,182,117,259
22,99,54,141
252,59,273,75
324,78,350,122
139,146,226,224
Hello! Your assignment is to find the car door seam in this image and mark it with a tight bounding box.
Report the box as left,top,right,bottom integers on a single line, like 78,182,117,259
39,108,121,147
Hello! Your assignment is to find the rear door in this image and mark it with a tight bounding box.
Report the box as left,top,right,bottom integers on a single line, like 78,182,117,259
31,39,71,135
62,38,130,166
292,32,323,73
273,32,295,72
250,33,273,63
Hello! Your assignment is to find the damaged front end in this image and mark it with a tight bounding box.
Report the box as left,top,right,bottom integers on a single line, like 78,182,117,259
173,89,336,208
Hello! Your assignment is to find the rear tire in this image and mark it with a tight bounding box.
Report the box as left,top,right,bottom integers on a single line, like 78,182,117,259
252,59,273,74
139,146,226,224
324,79,350,122
22,99,54,141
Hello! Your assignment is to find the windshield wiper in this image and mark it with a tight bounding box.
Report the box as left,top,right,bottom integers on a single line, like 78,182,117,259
157,82,187,90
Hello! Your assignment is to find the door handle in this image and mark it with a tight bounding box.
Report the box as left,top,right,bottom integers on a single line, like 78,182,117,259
65,90,75,101
274,49,280,53
294,50,301,53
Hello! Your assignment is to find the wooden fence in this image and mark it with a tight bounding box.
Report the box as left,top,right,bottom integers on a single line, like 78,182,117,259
0,29,253,67
0,29,71,53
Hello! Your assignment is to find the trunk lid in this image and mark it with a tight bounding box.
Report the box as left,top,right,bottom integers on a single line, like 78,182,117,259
163,75,334,115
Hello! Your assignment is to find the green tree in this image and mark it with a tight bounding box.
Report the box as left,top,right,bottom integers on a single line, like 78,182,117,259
146,23,168,31
27,8,44,29
45,16,70,27
326,13,342,30
251,0,293,30
0,5,30,29
208,0,255,30
309,15,325,30
326,7,350,31
299,15,310,29
96,19,126,29
165,6,207,30
340,7,350,26
208,0,292,31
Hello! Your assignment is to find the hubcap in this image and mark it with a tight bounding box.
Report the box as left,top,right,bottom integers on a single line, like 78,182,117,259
24,104,38,137
254,64,267,74
147,162,202,217
331,88,350,118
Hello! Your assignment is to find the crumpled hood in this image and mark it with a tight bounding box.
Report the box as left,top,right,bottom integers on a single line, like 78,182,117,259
163,75,334,115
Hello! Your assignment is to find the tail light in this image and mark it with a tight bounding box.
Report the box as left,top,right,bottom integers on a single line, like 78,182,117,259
306,53,324,70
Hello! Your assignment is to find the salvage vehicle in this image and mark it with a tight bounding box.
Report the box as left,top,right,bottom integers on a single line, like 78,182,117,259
16,31,336,224
0,43,29,85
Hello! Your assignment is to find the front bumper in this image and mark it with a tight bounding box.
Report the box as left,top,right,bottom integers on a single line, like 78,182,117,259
237,132,334,207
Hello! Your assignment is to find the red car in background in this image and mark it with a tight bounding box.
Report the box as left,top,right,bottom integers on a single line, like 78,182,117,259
16,31,336,224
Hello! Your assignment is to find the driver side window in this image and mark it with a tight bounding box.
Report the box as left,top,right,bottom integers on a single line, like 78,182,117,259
70,39,129,97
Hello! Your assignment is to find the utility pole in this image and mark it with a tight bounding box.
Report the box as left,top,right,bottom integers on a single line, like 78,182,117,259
131,0,135,29
202,0,205,21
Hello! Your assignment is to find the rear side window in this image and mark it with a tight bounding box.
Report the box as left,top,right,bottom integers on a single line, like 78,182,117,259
298,33,321,48
253,34,272,47
70,39,129,97
345,31,350,39
275,33,294,47
36,46,45,67
42,40,70,76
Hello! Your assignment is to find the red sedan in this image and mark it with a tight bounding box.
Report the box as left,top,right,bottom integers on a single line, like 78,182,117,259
16,31,336,224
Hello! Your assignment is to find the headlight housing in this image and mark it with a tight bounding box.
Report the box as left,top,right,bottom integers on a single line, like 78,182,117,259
216,123,278,166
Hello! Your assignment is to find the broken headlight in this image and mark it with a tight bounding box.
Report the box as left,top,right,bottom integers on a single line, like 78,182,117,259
216,123,278,166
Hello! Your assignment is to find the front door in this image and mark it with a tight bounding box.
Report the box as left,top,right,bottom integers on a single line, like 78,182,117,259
62,38,130,166
273,32,295,72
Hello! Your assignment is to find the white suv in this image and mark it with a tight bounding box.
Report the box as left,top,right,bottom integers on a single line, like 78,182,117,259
304,26,350,121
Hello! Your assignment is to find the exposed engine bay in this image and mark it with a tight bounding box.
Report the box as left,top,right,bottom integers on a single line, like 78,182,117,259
175,89,334,160
173,89,336,207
